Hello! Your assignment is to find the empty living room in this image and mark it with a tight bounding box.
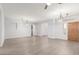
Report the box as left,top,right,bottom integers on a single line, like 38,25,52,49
0,2,79,56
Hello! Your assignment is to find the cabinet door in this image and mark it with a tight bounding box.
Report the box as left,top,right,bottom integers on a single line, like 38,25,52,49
68,22,78,41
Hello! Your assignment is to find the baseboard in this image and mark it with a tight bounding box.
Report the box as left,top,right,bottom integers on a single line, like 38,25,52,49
48,37,67,40
5,36,31,40
37,35,48,37
5,35,48,40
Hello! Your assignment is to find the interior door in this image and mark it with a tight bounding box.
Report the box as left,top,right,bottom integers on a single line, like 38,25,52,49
68,22,78,41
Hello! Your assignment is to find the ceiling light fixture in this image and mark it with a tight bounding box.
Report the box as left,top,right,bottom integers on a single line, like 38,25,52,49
57,3,69,22
58,12,69,22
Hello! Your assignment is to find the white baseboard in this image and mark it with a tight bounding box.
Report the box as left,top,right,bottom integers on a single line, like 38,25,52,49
5,35,48,40
5,36,31,40
37,35,48,37
48,37,68,40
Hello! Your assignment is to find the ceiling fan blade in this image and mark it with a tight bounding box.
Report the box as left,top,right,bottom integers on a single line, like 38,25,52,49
44,5,48,10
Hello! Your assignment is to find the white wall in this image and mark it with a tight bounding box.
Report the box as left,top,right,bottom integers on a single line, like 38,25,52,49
36,22,48,36
5,17,68,40
0,5,4,46
33,20,68,40
48,20,68,40
5,17,31,39
0,10,2,43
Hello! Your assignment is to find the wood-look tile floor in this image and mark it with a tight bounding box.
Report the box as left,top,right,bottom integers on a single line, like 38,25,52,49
0,36,79,55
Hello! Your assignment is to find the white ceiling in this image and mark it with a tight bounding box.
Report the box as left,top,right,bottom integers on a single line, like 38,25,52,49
2,3,79,23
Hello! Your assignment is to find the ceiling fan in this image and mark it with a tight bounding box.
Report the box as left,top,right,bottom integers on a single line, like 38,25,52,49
44,3,51,10
44,3,62,10
44,4,48,9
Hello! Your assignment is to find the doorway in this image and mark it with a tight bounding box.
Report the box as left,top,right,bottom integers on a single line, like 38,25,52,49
31,24,33,37
68,22,79,41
